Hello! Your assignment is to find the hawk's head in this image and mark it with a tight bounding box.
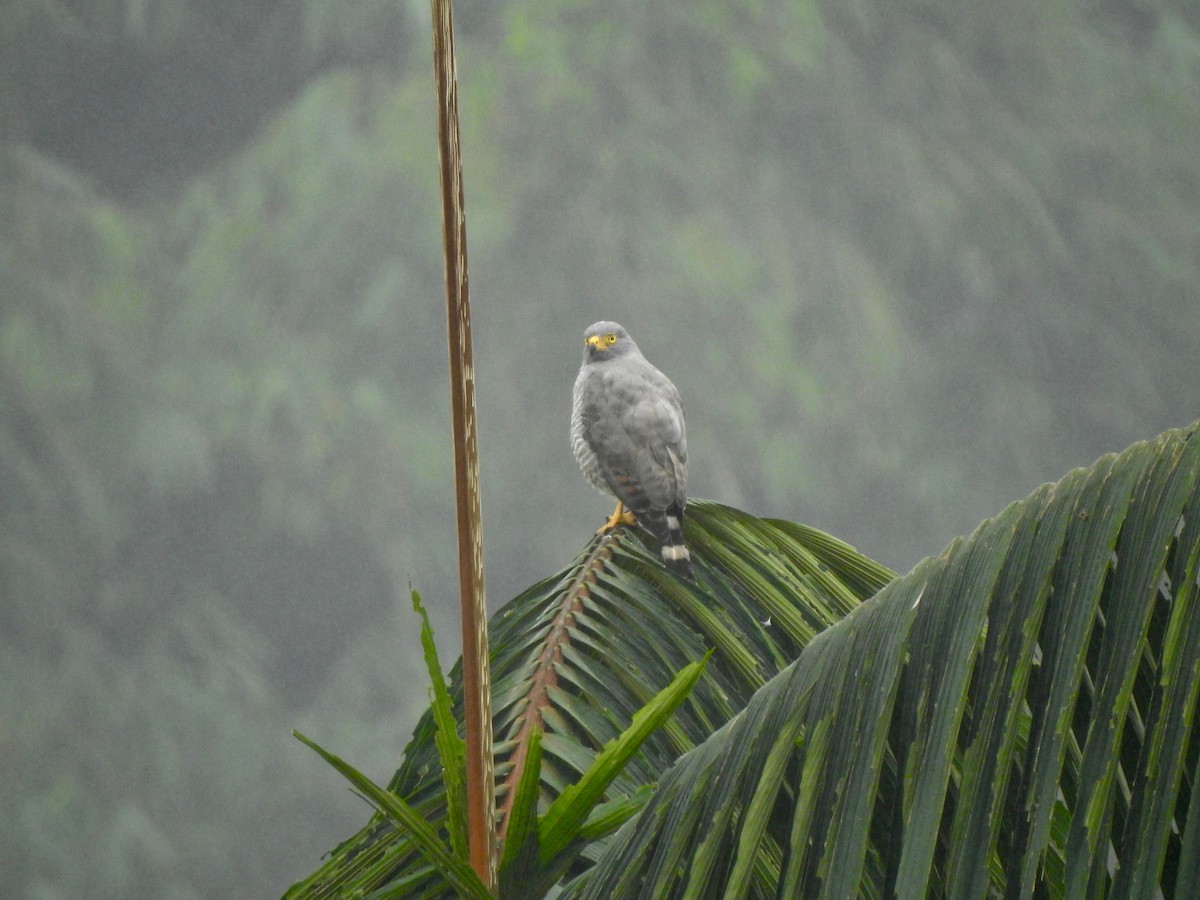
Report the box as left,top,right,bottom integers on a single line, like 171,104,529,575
582,321,638,362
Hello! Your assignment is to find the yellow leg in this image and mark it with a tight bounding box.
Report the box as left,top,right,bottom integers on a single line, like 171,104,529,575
597,501,637,533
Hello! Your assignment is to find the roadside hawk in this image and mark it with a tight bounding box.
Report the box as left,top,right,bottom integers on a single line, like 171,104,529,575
571,321,694,579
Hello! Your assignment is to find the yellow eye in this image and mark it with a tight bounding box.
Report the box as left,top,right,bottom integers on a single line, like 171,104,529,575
605,333,618,345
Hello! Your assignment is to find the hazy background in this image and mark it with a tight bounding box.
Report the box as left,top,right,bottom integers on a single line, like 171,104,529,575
3,0,1198,895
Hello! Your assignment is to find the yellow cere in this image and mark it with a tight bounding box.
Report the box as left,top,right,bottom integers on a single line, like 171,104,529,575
586,333,619,349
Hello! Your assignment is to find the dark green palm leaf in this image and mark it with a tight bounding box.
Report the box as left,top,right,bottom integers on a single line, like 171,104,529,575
565,423,1200,898
284,501,894,898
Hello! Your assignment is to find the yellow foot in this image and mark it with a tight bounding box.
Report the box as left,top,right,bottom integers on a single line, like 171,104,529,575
597,502,637,533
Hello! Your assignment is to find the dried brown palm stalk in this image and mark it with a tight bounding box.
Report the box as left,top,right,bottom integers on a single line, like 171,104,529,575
430,0,494,890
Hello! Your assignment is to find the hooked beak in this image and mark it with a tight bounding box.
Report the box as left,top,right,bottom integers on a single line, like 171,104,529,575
585,335,604,350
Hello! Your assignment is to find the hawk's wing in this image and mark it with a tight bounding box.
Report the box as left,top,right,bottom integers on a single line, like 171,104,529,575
598,382,686,512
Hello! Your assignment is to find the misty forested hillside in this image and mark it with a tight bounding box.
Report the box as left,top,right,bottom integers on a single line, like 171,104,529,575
3,1,1198,895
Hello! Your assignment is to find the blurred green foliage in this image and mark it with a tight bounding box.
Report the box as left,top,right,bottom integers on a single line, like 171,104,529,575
2,0,1198,895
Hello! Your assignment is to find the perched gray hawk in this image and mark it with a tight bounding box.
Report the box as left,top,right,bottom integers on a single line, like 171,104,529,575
571,321,693,579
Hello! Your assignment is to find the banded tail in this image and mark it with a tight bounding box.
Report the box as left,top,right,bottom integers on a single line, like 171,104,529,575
640,504,694,580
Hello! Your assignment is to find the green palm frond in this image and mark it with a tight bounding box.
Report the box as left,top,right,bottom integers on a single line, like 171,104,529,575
565,423,1200,898
284,502,894,898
